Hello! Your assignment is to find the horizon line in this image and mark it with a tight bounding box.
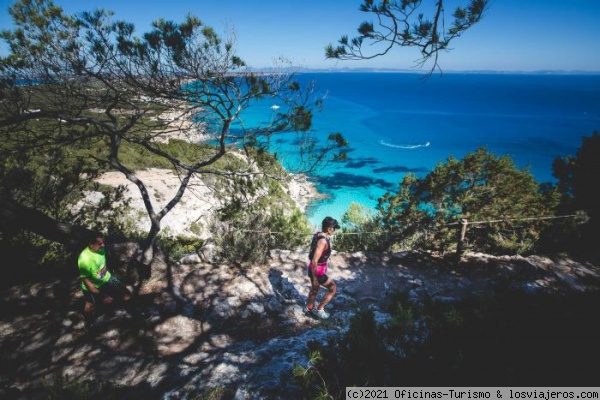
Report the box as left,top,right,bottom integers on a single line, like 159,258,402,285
252,67,600,75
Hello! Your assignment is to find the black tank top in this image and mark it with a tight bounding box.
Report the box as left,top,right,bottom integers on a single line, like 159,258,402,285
308,232,331,264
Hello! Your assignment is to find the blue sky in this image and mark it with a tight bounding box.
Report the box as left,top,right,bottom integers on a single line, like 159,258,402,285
1,0,599,72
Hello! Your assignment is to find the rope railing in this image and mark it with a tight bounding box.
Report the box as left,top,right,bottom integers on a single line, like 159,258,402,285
236,229,383,236
235,213,580,263
236,214,578,235
449,214,578,262
444,214,578,227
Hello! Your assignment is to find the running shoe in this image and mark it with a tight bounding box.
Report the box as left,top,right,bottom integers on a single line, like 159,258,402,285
312,308,330,319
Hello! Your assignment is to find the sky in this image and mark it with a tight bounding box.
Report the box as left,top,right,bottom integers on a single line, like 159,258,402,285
1,0,599,72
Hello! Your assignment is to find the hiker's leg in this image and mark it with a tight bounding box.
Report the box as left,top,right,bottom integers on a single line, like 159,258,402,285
101,276,152,318
83,300,95,315
307,285,319,308
317,278,336,310
307,269,319,309
101,276,132,303
82,291,97,326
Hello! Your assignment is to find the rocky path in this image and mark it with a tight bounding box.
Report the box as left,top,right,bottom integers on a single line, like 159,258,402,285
1,249,599,399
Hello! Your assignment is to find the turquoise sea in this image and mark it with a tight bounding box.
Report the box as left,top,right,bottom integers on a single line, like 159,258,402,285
237,72,600,227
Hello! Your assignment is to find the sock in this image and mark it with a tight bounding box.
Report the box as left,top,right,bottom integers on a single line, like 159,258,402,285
317,305,324,311
307,303,314,310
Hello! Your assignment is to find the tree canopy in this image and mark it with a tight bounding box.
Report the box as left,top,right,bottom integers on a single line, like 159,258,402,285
326,0,489,72
375,148,560,255
0,0,347,265
552,131,600,253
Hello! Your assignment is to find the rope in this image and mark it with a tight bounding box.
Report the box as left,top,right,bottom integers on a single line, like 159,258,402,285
236,230,377,236
236,214,578,235
236,229,382,236
445,214,577,227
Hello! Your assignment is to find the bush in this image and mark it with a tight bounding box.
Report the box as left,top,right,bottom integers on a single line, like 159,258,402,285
375,148,559,255
334,202,386,252
210,208,312,266
294,289,600,392
156,235,205,260
43,372,114,400
550,131,600,259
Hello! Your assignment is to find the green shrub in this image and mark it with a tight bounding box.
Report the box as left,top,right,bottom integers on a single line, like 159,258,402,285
292,349,335,400
334,202,386,252
374,148,560,255
295,289,600,389
43,372,114,400
157,235,205,260
211,208,312,266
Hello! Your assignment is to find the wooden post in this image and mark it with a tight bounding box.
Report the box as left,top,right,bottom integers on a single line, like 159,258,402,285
455,218,468,263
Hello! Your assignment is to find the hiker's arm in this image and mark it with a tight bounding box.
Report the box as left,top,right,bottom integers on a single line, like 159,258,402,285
310,239,327,287
82,277,101,294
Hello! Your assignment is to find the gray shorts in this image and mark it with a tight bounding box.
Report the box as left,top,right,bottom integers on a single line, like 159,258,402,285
82,276,129,304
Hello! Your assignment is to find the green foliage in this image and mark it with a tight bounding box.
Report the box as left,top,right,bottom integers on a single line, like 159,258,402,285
339,309,389,386
342,202,373,227
335,202,384,252
387,301,414,337
211,205,312,266
0,114,132,267
156,235,205,260
189,221,203,235
117,139,227,171
376,148,559,255
205,158,313,265
0,130,98,217
551,131,600,257
1,0,348,265
291,129,350,173
267,208,313,248
42,372,114,400
293,350,335,400
72,186,141,238
296,290,600,389
297,311,396,398
325,0,489,72
193,387,236,400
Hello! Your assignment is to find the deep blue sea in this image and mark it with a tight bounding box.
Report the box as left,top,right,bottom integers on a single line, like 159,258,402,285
237,72,600,227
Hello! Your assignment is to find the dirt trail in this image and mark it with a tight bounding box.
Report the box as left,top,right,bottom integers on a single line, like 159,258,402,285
1,249,599,398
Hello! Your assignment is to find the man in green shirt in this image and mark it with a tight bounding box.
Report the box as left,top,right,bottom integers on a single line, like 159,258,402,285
78,233,132,325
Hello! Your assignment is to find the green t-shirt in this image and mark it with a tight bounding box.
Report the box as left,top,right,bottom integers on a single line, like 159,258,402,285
78,247,111,291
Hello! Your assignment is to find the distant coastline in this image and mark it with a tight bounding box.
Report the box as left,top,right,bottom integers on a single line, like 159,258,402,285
252,67,600,76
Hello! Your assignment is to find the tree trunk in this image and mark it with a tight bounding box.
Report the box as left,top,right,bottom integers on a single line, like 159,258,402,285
139,219,161,265
0,194,93,249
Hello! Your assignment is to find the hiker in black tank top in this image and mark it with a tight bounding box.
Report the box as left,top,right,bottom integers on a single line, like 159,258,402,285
308,232,331,274
306,216,339,320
